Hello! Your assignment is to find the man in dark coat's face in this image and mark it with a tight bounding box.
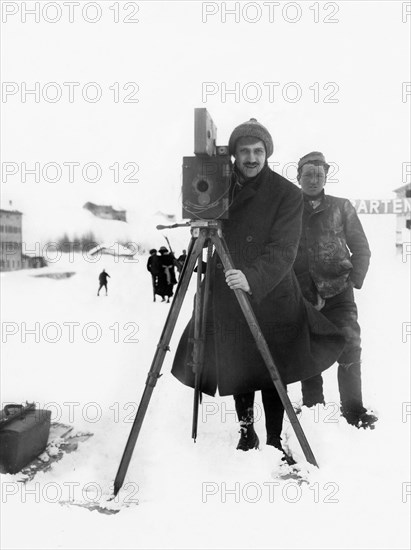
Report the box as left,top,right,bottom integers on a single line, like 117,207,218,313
234,137,266,180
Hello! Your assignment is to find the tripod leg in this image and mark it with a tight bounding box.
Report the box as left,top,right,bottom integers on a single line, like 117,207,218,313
113,233,208,496
191,250,204,441
211,233,318,468
191,241,213,441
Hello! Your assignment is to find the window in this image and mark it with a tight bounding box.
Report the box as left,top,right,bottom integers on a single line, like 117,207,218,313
406,219,411,230
406,189,411,198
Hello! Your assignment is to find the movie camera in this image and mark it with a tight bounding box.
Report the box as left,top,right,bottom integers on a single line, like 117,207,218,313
182,108,232,220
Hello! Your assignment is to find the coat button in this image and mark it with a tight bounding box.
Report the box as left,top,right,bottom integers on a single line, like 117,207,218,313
246,235,253,242
216,262,222,269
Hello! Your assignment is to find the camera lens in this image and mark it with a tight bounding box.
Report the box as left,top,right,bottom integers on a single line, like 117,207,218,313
196,180,209,193
198,193,211,206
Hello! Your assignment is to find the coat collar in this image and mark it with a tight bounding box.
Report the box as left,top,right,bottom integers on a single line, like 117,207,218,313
303,191,330,214
229,164,270,213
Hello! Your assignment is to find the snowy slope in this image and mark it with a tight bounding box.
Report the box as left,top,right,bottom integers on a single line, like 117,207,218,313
0,215,410,550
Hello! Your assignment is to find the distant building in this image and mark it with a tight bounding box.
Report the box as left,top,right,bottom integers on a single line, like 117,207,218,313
88,243,136,258
0,209,23,271
393,184,411,246
83,202,127,222
22,254,47,269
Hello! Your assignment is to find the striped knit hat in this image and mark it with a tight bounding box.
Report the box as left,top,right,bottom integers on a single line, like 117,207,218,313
228,118,274,158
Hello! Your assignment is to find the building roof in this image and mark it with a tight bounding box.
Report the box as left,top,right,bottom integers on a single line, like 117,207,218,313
0,209,23,215
393,183,411,193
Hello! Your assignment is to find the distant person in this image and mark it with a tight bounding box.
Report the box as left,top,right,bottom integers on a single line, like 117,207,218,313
293,151,377,429
176,249,187,279
97,269,110,296
147,249,162,302
157,246,177,303
177,249,187,268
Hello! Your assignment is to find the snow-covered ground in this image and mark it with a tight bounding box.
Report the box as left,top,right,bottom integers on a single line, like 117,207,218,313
1,215,410,550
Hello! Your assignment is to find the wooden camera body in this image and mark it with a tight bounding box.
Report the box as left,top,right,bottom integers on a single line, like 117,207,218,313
182,109,232,220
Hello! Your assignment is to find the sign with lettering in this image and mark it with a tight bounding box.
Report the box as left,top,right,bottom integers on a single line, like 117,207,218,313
351,199,411,214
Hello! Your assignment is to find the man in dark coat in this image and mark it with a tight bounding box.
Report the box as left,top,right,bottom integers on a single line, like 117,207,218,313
97,269,110,296
157,246,177,303
147,249,162,302
293,151,377,429
172,120,345,460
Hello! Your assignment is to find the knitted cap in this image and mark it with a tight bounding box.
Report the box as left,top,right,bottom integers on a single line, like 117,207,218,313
159,246,168,253
228,118,274,158
298,151,329,171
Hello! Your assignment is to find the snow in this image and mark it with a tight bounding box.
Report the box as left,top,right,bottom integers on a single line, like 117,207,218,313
1,215,410,550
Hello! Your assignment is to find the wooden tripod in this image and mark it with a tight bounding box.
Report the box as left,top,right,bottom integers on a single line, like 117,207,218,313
113,220,318,496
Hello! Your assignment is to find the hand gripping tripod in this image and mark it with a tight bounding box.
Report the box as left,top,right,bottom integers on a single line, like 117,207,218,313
113,220,318,496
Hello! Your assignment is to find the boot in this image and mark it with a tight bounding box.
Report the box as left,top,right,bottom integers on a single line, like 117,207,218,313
237,421,259,451
267,435,296,465
234,395,259,451
341,407,378,429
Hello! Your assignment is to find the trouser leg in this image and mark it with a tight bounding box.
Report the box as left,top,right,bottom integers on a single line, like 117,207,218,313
301,374,324,407
338,362,366,414
261,387,285,445
233,392,259,450
323,285,364,413
234,392,255,424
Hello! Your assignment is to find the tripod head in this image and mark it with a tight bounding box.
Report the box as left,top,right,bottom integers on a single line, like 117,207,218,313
156,222,190,230
156,219,224,239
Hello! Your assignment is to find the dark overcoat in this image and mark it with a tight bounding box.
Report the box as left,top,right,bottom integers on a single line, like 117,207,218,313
147,255,162,276
157,253,177,298
98,271,110,284
171,166,345,397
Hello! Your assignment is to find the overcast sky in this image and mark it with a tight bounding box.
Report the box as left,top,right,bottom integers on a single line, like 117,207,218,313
1,0,410,245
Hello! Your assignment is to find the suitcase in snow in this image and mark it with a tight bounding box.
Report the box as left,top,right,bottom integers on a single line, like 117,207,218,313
0,403,51,474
